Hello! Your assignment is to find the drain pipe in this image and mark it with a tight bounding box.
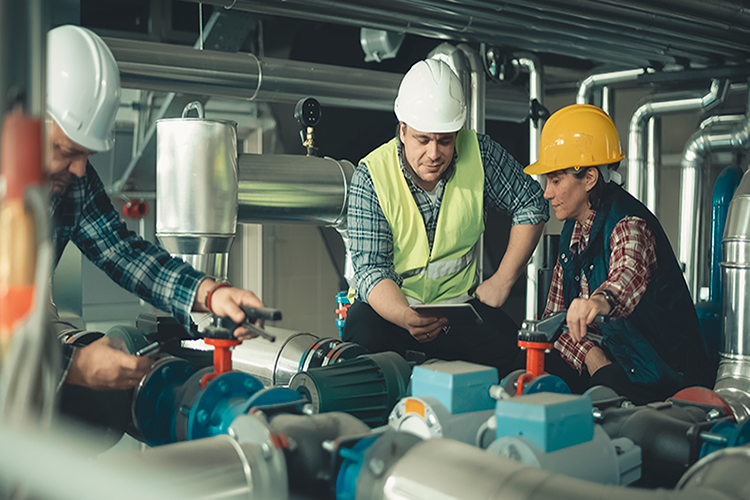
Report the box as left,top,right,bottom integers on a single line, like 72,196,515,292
627,80,727,207
514,52,544,319
679,85,750,302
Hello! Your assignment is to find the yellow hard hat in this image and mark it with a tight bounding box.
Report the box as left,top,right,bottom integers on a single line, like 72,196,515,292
524,104,625,175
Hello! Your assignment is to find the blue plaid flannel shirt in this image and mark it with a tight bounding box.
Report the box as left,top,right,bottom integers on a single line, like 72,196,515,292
56,163,206,380
348,132,549,302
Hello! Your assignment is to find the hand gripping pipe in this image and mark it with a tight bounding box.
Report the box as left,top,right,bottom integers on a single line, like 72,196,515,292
679,83,750,301
627,79,727,209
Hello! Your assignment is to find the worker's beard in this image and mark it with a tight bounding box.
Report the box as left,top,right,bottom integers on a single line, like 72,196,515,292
48,169,73,195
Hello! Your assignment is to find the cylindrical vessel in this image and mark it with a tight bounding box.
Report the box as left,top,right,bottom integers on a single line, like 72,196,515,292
716,169,750,421
238,154,354,228
156,104,238,279
232,327,319,386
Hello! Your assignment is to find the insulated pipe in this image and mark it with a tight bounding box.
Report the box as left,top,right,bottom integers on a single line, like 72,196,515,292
576,68,651,106
103,37,530,123
367,437,750,500
627,80,727,206
237,154,355,228
679,88,750,301
186,0,750,66
515,53,544,320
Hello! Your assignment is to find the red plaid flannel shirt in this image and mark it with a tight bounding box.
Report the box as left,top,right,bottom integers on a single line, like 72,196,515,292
543,211,658,373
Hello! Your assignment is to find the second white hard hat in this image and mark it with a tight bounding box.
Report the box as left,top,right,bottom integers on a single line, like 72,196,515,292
394,59,466,133
47,25,121,152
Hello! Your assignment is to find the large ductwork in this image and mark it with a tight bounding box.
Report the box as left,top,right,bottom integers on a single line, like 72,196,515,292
626,80,728,209
714,169,750,422
679,85,750,301
103,37,530,124
186,0,750,67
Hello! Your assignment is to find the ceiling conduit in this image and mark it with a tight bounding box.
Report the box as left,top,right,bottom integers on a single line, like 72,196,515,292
576,68,653,106
103,37,529,123
627,79,728,207
679,82,750,302
187,0,750,66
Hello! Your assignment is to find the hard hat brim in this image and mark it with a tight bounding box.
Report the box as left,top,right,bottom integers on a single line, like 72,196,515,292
524,151,625,176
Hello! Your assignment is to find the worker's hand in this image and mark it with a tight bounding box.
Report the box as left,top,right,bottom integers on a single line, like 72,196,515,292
566,295,611,343
402,308,448,343
65,337,153,390
194,280,265,340
584,346,612,376
474,276,512,309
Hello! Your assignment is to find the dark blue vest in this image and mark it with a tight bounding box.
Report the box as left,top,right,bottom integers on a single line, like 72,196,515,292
559,184,714,389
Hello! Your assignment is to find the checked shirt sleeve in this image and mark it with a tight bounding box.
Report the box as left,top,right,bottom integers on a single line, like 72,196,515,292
70,167,206,331
478,134,549,226
347,163,403,303
596,216,657,318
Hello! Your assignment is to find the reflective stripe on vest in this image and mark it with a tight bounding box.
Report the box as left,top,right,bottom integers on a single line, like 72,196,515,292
362,129,484,304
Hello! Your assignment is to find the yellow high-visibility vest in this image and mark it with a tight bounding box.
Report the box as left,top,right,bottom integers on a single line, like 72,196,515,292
363,129,484,304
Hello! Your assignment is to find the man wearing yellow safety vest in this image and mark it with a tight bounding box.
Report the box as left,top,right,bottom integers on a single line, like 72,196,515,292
343,59,548,378
527,104,714,404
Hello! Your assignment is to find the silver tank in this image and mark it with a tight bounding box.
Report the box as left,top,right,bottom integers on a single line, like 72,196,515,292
156,101,238,279
238,154,354,228
715,169,750,422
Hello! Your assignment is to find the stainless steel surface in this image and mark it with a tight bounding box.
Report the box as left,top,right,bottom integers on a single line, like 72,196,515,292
0,0,44,117
238,154,355,228
156,105,238,278
716,169,750,421
186,0,750,67
515,52,544,320
104,37,530,123
680,88,750,300
576,68,650,106
645,117,660,214
231,327,319,386
183,327,320,387
174,252,230,281
102,434,288,500
627,80,726,204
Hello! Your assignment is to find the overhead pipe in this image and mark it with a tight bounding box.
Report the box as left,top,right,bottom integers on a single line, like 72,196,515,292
187,0,750,66
576,68,652,107
627,79,728,208
104,37,529,123
514,52,545,319
679,87,750,302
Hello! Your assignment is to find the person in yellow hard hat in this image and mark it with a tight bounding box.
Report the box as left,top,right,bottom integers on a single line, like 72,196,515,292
342,59,547,378
527,104,714,404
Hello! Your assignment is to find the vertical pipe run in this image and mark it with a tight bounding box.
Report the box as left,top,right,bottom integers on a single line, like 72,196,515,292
515,53,544,319
646,116,661,213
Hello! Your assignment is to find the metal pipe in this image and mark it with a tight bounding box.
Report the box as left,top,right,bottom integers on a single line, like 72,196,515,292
371,436,750,500
679,91,750,302
187,0,750,66
645,117,661,213
237,154,355,228
715,168,750,422
515,52,544,320
627,80,727,204
104,37,529,123
576,68,650,105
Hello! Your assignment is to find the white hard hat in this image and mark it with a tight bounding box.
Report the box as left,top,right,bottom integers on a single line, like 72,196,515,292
394,59,466,133
47,25,121,152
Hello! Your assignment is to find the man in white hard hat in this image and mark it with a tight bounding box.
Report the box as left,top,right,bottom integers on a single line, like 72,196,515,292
45,25,263,435
343,59,548,378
